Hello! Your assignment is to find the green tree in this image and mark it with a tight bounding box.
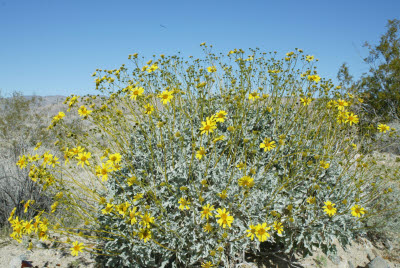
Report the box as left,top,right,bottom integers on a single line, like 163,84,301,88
361,19,400,120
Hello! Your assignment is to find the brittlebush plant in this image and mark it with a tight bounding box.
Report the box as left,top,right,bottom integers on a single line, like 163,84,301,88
9,45,400,267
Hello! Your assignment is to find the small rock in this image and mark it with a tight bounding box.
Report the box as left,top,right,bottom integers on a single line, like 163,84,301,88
9,254,30,268
348,260,355,268
383,239,393,250
367,251,375,261
367,256,391,268
329,255,342,265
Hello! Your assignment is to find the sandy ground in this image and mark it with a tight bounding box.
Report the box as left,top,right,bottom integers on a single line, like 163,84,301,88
0,235,399,268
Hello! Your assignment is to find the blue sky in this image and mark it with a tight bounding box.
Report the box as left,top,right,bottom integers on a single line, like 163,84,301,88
0,0,399,96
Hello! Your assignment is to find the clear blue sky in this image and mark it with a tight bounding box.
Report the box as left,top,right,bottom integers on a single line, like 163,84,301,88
0,0,399,96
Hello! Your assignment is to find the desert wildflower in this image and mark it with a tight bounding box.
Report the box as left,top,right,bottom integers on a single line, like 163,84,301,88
307,196,316,204
246,224,257,240
273,221,283,235
95,163,113,182
351,143,357,149
107,153,122,166
70,241,84,256
260,138,276,152
337,111,349,124
346,113,359,125
201,261,213,268
76,152,91,167
147,64,158,73
101,203,114,215
336,99,349,111
377,124,390,133
238,176,254,188
138,228,152,243
16,155,27,169
117,202,130,217
140,212,154,228
201,204,215,220
77,105,92,117
305,55,314,62
249,92,260,101
255,223,271,242
34,142,42,151
319,160,330,169
144,103,154,115
24,220,34,234
307,74,321,83
207,66,217,73
323,201,337,217
133,193,144,202
51,202,59,213
53,111,65,121
215,110,227,122
127,176,137,186
129,86,144,100
236,162,246,170
215,208,234,228
178,197,190,210
213,135,225,143
300,97,312,106
196,147,206,160
203,223,213,233
158,90,174,104
217,190,227,199
128,207,141,224
200,117,217,135
351,205,366,218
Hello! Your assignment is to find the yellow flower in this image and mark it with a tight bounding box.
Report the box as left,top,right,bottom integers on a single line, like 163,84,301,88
34,142,42,151
51,202,59,213
201,261,214,268
215,110,227,123
178,197,190,210
128,207,141,224
336,111,349,124
345,113,359,125
307,74,321,83
255,223,271,242
127,176,137,186
335,99,349,111
207,66,217,73
300,97,312,106
147,64,158,73
196,147,206,160
351,204,365,218
53,111,65,121
107,153,122,166
101,203,114,215
16,155,27,169
215,208,234,228
307,196,316,204
323,201,337,217
213,135,225,143
327,100,336,108
133,193,144,202
138,228,152,243
203,223,213,233
158,90,174,104
144,103,154,115
377,124,390,133
273,221,283,235
319,160,330,169
140,212,154,228
70,241,84,256
76,152,91,167
305,55,314,62
201,204,215,220
260,138,276,152
351,143,357,149
117,202,131,217
200,117,217,135
129,86,144,100
238,176,254,188
246,224,257,240
248,92,260,101
95,163,113,182
236,162,246,170
77,105,92,117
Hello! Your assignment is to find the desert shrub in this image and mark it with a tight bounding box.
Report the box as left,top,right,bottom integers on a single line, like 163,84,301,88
0,92,53,229
8,46,400,267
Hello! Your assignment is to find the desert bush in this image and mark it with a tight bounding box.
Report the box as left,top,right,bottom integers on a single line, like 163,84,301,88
8,46,400,267
0,92,53,229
